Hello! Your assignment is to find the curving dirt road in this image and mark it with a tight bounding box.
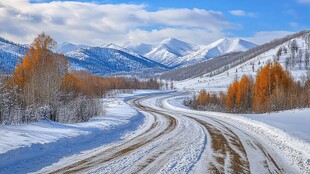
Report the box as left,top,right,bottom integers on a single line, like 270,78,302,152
40,92,307,174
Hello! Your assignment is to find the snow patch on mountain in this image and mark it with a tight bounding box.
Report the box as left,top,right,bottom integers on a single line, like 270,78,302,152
102,43,145,58
124,43,152,56
57,42,89,53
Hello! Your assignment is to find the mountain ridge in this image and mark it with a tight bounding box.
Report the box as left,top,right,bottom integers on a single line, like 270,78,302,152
0,36,256,76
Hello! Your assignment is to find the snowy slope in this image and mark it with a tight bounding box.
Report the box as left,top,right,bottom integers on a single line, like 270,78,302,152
178,38,257,66
241,109,310,143
0,38,28,73
102,43,146,58
57,42,89,53
175,31,310,91
124,43,152,56
66,46,168,76
145,38,195,67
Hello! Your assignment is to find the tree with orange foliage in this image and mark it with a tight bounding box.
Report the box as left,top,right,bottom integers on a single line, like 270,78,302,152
253,63,271,112
236,75,254,112
10,33,68,111
253,61,293,112
226,80,239,112
61,73,81,95
196,90,208,106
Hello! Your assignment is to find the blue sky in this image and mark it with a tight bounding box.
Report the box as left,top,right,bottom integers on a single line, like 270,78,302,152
1,0,310,45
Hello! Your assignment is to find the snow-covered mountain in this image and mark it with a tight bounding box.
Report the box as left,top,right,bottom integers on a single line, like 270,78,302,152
178,38,257,66
0,36,259,76
0,38,169,76
124,43,152,56
191,38,255,58
126,38,256,68
0,37,28,73
102,43,144,58
66,46,168,76
144,38,195,67
173,30,310,91
57,42,89,53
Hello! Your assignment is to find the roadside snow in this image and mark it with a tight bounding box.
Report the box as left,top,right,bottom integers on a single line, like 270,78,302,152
0,90,162,174
241,109,310,143
169,94,310,143
165,93,310,173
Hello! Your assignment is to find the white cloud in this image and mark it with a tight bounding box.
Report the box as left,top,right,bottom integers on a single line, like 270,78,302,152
230,10,256,17
243,31,294,45
0,0,237,45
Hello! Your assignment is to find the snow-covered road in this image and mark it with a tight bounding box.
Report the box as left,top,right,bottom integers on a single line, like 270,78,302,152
37,92,309,174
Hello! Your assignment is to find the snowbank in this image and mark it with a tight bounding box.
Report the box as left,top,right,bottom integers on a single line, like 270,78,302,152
241,109,310,143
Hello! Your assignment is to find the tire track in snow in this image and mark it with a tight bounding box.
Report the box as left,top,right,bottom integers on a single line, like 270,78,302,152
186,116,250,173
90,95,206,174
162,93,304,173
46,95,178,174
40,92,304,174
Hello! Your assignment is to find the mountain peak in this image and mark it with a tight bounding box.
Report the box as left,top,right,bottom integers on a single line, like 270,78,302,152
57,42,89,53
102,43,123,50
208,38,257,52
124,43,152,56
178,37,257,65
158,37,189,46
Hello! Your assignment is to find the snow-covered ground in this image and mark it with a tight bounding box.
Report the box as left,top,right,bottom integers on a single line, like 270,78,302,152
1,91,309,173
165,93,310,173
0,90,162,174
170,94,310,143
241,109,310,143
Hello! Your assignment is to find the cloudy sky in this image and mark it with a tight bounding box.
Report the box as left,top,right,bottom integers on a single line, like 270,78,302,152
0,0,309,46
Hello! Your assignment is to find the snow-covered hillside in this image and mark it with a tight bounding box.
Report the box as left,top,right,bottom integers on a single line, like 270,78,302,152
66,46,168,76
124,43,152,56
102,43,146,59
175,30,310,91
0,38,28,74
57,42,89,53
